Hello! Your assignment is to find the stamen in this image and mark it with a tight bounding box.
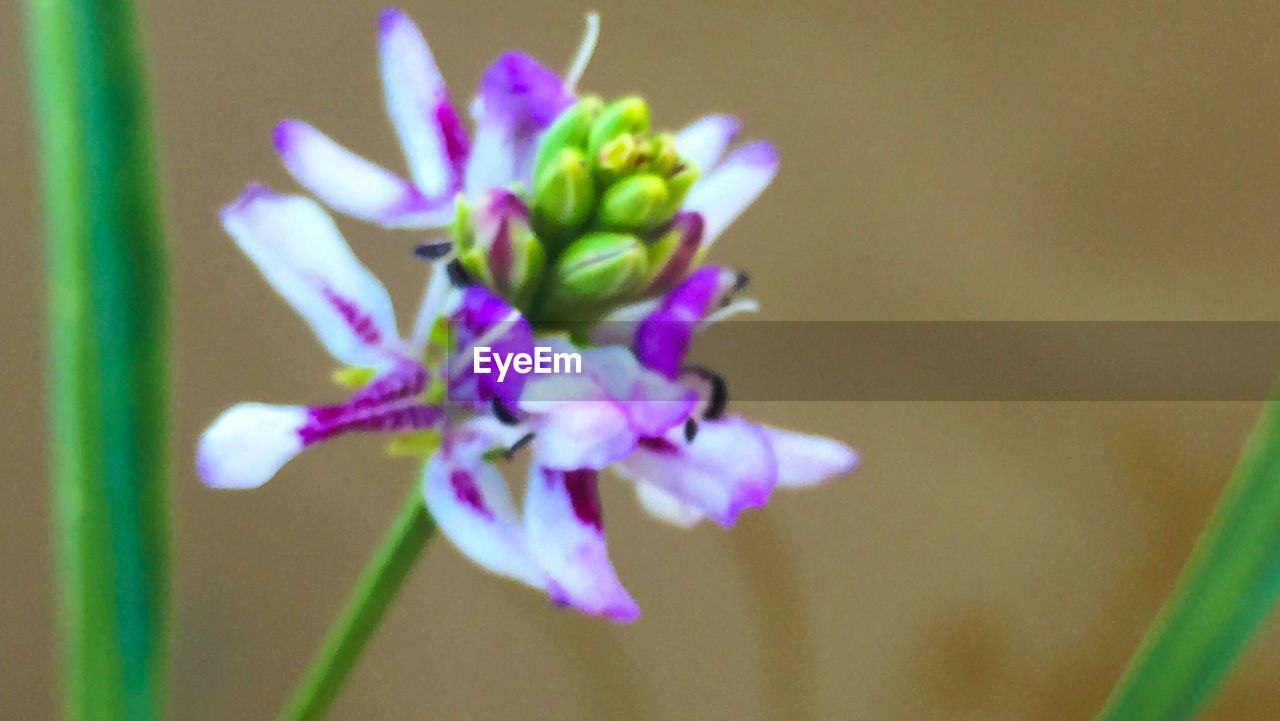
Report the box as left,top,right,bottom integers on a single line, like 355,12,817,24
564,11,601,92
683,365,729,420
683,418,698,442
446,258,475,287
733,270,750,292
491,397,521,426
503,432,536,460
414,241,453,261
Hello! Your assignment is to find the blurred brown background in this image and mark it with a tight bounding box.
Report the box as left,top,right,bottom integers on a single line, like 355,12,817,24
6,1,1280,718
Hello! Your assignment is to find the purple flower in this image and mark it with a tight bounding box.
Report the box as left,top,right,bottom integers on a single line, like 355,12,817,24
199,8,856,622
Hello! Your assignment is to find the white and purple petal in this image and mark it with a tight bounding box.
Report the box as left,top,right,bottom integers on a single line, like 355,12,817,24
273,121,452,229
197,403,309,490
524,466,639,621
465,52,574,192
197,364,441,490
682,140,778,249
761,425,859,487
423,425,542,587
615,415,777,527
519,343,696,470
447,285,534,408
220,184,402,366
674,114,740,173
633,267,741,379
378,8,469,197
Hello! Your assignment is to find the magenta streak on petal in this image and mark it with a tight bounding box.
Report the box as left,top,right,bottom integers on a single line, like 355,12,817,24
489,217,513,282
449,469,493,519
435,98,471,180
559,469,603,531
637,436,680,454
311,362,428,425
298,404,442,445
647,213,704,292
321,286,383,347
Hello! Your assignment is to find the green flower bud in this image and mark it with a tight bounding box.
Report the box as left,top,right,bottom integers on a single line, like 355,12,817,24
543,231,648,311
456,189,545,306
587,96,650,161
532,147,596,243
594,134,643,186
660,161,700,218
532,96,603,183
598,174,670,231
646,133,680,177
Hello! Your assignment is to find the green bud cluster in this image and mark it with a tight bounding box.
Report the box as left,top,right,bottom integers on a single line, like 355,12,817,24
451,95,704,324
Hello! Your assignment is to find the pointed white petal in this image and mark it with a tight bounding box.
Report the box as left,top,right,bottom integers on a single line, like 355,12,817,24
525,467,639,621
631,481,704,529
378,8,469,197
682,141,778,248
674,114,740,172
221,184,401,367
273,120,452,229
422,430,542,587
615,416,776,527
197,403,308,489
762,426,858,487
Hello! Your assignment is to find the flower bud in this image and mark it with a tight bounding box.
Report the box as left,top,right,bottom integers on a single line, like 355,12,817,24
532,147,596,243
660,162,700,218
542,231,648,311
532,96,603,183
456,189,545,306
644,212,705,293
587,96,650,160
646,133,680,177
598,174,669,231
594,134,644,186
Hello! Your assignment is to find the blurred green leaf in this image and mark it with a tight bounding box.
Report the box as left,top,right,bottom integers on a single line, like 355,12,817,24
1096,395,1280,721
24,0,170,718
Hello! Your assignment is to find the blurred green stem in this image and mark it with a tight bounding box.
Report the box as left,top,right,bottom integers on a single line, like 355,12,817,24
1096,395,1280,721
24,0,170,719
279,487,436,721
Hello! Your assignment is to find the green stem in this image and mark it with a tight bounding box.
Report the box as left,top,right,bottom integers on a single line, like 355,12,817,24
279,488,437,721
1095,394,1280,721
24,0,170,719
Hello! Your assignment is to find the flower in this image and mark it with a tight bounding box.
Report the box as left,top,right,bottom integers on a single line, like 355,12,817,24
199,7,856,622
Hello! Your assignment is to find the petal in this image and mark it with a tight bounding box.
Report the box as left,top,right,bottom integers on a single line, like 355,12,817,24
682,140,778,248
221,184,402,366
446,286,534,407
197,403,308,489
519,377,637,470
633,267,740,379
631,482,704,529
615,416,777,527
519,343,696,470
378,8,469,196
465,52,574,192
525,467,639,621
761,426,859,487
674,114,740,172
588,298,661,346
423,427,543,587
273,120,452,229
579,345,697,437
